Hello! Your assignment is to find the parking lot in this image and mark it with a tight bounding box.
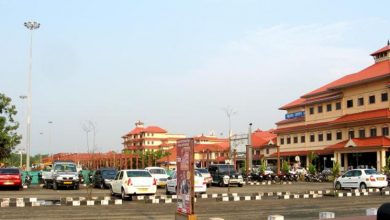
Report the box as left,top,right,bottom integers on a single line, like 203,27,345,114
0,182,387,219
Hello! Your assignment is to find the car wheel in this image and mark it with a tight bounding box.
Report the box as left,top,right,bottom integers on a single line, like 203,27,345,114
165,186,170,195
100,182,105,189
359,183,367,190
238,184,243,187
53,182,58,190
219,181,224,187
335,182,342,190
121,188,127,200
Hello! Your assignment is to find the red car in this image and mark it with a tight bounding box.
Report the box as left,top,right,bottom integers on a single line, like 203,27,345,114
0,168,23,190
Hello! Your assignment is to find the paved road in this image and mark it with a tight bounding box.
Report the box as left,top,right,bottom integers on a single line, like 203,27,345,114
0,182,387,220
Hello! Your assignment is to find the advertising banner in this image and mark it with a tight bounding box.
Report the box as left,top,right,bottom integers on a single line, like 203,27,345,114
176,138,194,216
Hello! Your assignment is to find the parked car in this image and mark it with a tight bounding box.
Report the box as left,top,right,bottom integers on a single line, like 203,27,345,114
165,170,207,195
43,161,80,190
0,168,22,190
110,169,157,200
145,167,169,187
208,164,244,187
195,168,212,186
92,167,117,189
334,169,387,190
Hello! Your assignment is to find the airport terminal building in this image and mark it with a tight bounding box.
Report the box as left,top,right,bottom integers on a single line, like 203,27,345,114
274,43,390,171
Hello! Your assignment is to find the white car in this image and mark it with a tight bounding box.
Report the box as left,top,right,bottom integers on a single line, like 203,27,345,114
110,169,157,200
145,167,169,187
334,169,387,190
165,171,207,195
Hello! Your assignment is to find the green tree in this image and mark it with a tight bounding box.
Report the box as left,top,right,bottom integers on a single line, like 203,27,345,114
259,159,267,174
281,160,290,174
331,161,341,180
0,93,21,161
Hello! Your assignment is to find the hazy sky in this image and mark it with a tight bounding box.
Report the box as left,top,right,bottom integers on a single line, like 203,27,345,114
1,1,390,154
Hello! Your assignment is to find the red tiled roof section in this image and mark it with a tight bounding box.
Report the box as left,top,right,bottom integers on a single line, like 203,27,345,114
143,126,167,133
371,45,390,56
333,108,390,124
270,149,333,157
157,147,177,163
279,98,305,110
275,117,305,125
302,60,390,98
252,129,277,149
326,137,390,150
194,143,229,153
126,127,144,136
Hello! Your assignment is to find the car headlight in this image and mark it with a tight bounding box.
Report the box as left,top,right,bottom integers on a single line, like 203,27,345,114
238,175,243,179
223,175,230,179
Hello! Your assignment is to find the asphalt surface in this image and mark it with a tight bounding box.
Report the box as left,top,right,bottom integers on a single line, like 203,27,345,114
0,182,387,220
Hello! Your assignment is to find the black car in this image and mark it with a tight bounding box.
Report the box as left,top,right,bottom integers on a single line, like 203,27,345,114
208,164,244,187
92,168,117,189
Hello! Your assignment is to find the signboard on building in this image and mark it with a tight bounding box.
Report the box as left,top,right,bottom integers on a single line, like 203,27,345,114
176,138,195,217
285,111,305,120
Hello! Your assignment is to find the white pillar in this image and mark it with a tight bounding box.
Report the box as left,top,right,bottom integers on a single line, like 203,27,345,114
381,149,387,172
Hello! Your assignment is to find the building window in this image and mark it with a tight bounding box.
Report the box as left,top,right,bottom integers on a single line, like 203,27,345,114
359,128,366,138
347,99,353,108
336,131,342,140
326,132,332,141
336,102,341,110
287,137,291,144
348,129,355,139
301,135,306,143
369,95,376,104
318,105,323,113
309,107,314,115
318,133,323,142
326,104,332,112
310,134,315,142
293,136,298,144
358,97,364,106
382,127,389,136
382,93,388,102
280,138,285,145
370,127,377,137
266,148,270,154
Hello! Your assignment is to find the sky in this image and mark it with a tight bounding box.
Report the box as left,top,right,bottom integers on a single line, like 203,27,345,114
1,0,390,155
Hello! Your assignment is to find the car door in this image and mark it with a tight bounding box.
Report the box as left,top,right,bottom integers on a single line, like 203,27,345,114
340,170,354,188
113,171,122,193
167,172,176,193
93,170,100,185
350,170,362,188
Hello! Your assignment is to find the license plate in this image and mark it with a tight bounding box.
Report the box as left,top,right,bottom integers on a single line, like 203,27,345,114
378,177,385,181
63,181,72,185
4,181,14,185
138,188,148,192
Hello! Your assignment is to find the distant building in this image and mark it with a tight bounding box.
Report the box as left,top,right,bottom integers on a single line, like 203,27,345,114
122,120,186,152
274,43,390,171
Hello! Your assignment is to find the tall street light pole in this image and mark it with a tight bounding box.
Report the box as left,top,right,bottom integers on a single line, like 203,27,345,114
24,21,40,171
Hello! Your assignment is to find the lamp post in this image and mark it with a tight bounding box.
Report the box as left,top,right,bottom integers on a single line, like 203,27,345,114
24,21,40,171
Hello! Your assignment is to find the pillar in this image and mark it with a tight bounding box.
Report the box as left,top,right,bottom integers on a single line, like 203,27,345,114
381,149,387,172
377,150,381,171
343,153,348,170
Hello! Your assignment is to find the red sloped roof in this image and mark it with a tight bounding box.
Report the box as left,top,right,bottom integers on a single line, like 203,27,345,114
371,45,390,56
302,60,390,98
275,117,305,125
214,156,228,162
143,126,167,133
157,147,177,163
270,149,333,157
194,143,229,153
326,137,390,150
333,108,390,124
125,127,144,136
251,129,277,148
279,98,305,110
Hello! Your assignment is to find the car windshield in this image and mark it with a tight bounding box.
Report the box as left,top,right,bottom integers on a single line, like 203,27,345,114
364,169,378,175
148,169,166,174
54,164,77,172
218,165,235,175
196,169,209,174
127,171,152,177
102,170,116,176
0,168,19,174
